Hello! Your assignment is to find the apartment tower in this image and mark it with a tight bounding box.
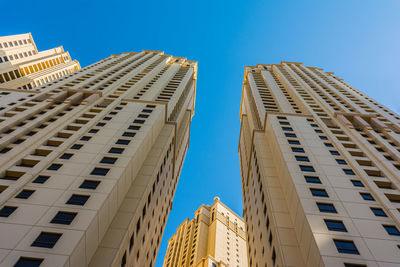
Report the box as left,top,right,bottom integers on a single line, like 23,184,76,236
239,62,400,266
163,197,248,267
0,33,80,90
0,50,197,267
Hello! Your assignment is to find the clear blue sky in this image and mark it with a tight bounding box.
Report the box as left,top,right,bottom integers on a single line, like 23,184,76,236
3,1,400,266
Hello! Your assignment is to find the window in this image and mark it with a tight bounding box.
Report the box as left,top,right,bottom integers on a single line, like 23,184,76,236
310,124,318,127
138,114,149,118
315,129,323,133
360,193,374,201
285,133,297,137
0,206,17,217
333,239,359,254
351,180,364,187
291,147,304,153
109,147,124,154
116,139,130,145
51,211,77,225
317,203,337,213
96,122,106,126
103,116,112,121
336,159,347,165
300,165,315,172
91,168,109,176
305,176,321,184
383,225,400,236
14,257,44,267
142,109,152,113
31,232,62,248
133,119,145,124
71,144,83,150
324,143,334,147
319,136,328,140
60,153,73,159
80,136,91,141
295,156,309,162
89,129,99,133
310,188,329,197
330,150,340,155
33,175,49,184
324,219,347,232
282,127,293,131
344,264,366,267
370,207,387,217
288,140,300,145
101,157,117,164
122,132,136,137
343,169,355,175
15,189,34,199
47,164,62,170
66,194,89,206
80,180,100,189
128,125,141,130
279,121,290,125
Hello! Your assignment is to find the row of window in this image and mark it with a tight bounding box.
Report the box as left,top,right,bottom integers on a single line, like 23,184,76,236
0,50,36,63
0,38,31,49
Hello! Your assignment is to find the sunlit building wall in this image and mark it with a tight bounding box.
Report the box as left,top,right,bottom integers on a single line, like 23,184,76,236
0,50,197,267
239,62,400,266
0,33,80,90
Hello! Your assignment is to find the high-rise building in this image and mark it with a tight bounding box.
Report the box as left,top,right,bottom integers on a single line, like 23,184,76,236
0,33,80,90
239,62,400,267
0,50,197,267
163,197,248,267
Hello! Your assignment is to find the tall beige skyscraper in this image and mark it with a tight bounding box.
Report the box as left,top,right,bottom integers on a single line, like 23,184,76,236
239,62,400,267
0,33,80,90
0,50,197,267
163,197,248,267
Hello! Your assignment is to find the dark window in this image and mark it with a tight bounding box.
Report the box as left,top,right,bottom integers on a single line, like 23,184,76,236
351,180,364,187
285,133,297,137
330,150,340,155
109,147,124,154
15,189,34,199
310,124,318,127
103,117,112,121
319,136,328,140
324,219,347,232
116,139,130,145
91,168,109,176
300,165,315,172
138,114,149,118
360,193,374,201
288,140,300,145
333,239,359,254
101,157,117,164
142,109,152,113
0,206,17,217
128,125,141,130
47,164,62,171
31,232,62,248
14,257,44,267
291,147,304,153
383,225,400,236
96,122,106,127
343,169,355,175
122,132,136,137
344,264,367,267
66,194,89,206
80,180,100,189
80,136,91,141
305,176,321,184
314,129,323,133
370,207,387,217
51,211,77,225
324,143,334,147
317,203,337,213
310,188,329,197
89,129,99,133
295,156,309,162
33,175,49,184
279,121,290,125
133,120,145,124
336,159,347,165
60,153,73,159
282,127,293,131
110,112,118,115
71,144,83,150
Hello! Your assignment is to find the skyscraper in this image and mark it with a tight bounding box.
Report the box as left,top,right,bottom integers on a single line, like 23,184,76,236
163,197,248,267
0,33,80,90
239,62,400,266
0,50,197,267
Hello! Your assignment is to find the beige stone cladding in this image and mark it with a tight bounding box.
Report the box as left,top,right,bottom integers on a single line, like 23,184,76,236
163,197,248,267
239,62,400,267
0,33,80,90
0,50,197,267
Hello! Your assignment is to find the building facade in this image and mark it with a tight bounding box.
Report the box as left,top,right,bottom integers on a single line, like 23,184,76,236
239,62,400,266
0,50,197,267
0,33,80,90
163,197,248,267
